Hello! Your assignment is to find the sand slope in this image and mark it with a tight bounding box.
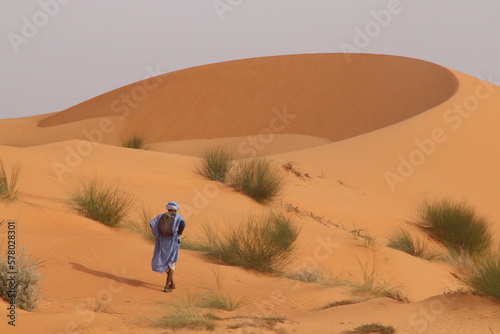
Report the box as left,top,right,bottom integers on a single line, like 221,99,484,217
1,53,499,334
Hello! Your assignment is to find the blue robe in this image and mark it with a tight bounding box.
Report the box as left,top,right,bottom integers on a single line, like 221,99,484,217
150,213,184,273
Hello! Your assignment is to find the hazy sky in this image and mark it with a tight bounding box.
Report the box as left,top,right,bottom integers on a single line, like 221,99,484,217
1,0,500,119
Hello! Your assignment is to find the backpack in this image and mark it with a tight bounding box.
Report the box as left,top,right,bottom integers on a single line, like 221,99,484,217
159,212,176,236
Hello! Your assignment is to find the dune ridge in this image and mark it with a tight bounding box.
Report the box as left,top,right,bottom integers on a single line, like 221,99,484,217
1,53,459,149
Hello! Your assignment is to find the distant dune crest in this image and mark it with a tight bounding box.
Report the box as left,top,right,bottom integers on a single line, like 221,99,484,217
36,53,459,145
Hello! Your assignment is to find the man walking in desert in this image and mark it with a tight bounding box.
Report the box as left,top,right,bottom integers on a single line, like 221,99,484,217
150,201,186,292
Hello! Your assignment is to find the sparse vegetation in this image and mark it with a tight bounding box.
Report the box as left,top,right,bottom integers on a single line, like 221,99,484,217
281,201,373,239
230,158,284,204
285,267,323,283
87,299,113,313
317,273,353,288
319,299,363,310
227,316,286,332
196,147,233,183
361,233,376,250
122,206,155,243
0,160,22,202
387,228,440,260
203,211,299,273
465,252,500,299
155,308,216,331
345,323,396,334
351,254,407,302
0,246,41,311
121,135,147,149
282,162,311,180
196,149,284,204
416,199,492,256
197,292,242,311
180,238,210,252
197,270,243,311
67,176,134,227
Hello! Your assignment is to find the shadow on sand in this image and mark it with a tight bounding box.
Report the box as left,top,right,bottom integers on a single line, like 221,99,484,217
69,262,161,291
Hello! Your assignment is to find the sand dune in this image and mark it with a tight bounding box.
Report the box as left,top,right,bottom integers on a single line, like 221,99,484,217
1,53,499,334
2,53,457,149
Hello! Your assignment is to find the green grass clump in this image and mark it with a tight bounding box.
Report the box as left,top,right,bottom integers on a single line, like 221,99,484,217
465,253,500,299
121,135,147,149
416,199,492,256
0,247,41,311
68,176,133,227
0,160,22,202
387,228,440,260
229,159,284,204
203,212,299,273
155,309,216,331
345,323,395,334
196,147,233,183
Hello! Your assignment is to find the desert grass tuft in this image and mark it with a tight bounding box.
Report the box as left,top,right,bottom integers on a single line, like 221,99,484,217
203,211,299,273
465,252,500,300
197,293,242,311
0,247,41,311
416,199,492,256
229,158,284,204
345,322,396,334
196,147,233,183
227,316,286,332
319,299,364,310
121,135,147,149
387,228,440,260
0,160,22,202
285,267,323,283
67,176,134,227
197,270,243,311
87,299,113,313
350,254,407,302
154,308,216,331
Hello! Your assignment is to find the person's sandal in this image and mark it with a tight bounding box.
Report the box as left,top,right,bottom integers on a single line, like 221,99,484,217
163,287,172,293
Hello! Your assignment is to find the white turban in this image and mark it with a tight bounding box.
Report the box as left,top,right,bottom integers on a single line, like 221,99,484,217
166,201,180,211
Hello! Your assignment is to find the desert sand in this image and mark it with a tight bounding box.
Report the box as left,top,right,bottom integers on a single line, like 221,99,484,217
0,53,499,333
